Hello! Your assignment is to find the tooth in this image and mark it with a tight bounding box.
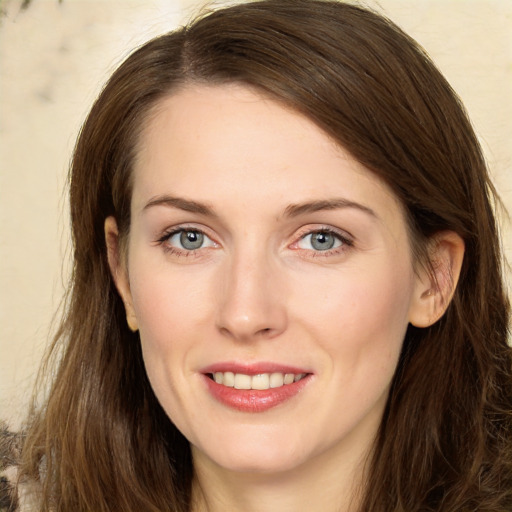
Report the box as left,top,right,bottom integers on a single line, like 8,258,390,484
269,372,284,388
234,373,252,389
223,372,235,387
252,373,270,390
214,371,306,389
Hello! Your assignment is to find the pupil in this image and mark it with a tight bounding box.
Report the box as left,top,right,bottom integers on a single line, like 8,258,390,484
312,232,335,251
180,231,203,250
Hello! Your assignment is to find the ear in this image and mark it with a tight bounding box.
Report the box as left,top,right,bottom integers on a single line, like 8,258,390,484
105,216,138,332
408,231,465,328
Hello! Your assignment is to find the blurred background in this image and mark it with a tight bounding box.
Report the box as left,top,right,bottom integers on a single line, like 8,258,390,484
1,0,511,428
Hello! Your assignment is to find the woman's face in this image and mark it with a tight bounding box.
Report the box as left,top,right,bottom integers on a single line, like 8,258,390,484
112,84,430,475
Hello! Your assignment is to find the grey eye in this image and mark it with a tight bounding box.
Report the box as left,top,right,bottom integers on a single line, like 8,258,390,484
165,228,216,252
179,230,204,250
310,232,337,251
297,231,343,252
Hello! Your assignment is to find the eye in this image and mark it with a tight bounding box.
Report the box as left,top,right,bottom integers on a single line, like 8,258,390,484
164,229,216,251
297,230,346,251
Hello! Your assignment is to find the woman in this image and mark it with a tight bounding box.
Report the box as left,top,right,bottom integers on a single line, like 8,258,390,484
17,0,511,510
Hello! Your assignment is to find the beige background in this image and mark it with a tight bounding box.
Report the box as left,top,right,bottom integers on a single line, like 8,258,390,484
1,0,511,428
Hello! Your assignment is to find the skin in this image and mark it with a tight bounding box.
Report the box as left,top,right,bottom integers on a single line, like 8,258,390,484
106,84,464,512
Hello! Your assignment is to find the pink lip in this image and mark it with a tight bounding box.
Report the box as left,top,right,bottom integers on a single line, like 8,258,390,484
201,361,310,376
200,362,312,413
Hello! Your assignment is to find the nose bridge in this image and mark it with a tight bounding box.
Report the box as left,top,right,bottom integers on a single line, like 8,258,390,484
216,241,287,340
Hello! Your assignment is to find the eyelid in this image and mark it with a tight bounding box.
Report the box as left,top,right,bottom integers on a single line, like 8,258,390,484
156,224,219,253
289,225,354,255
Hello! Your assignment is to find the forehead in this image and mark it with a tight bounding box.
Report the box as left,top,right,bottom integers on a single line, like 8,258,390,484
131,83,403,222
136,83,343,172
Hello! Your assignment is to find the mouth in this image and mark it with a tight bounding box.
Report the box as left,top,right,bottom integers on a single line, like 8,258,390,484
201,365,312,412
207,371,308,390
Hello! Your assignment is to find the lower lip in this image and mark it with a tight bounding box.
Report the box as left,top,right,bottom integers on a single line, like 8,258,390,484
203,375,311,412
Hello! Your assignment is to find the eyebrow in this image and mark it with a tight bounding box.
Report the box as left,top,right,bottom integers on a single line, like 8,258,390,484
142,195,217,217
142,195,377,220
284,198,377,219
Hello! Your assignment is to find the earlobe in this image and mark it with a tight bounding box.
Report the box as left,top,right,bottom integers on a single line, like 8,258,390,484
408,231,465,328
104,216,139,332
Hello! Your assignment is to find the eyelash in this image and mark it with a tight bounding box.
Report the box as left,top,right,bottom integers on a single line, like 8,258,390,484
156,226,216,257
292,226,354,257
155,225,354,258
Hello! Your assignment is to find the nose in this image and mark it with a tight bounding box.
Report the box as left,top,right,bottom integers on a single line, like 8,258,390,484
216,249,288,342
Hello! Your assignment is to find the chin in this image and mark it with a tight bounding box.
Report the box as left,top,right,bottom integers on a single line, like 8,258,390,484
212,450,306,475
193,428,313,475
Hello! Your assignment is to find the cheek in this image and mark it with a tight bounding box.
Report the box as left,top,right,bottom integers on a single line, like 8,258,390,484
299,261,415,429
127,263,215,418
295,257,415,363
129,261,214,346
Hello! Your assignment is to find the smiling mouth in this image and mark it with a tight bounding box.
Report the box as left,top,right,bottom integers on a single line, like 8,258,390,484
207,372,308,390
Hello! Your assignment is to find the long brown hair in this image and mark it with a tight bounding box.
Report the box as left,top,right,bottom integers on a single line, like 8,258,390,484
20,1,512,510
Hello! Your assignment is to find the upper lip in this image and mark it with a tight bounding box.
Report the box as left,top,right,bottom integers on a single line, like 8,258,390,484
200,361,311,376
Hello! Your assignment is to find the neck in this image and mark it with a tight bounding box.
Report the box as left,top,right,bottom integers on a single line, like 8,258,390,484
190,438,372,512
